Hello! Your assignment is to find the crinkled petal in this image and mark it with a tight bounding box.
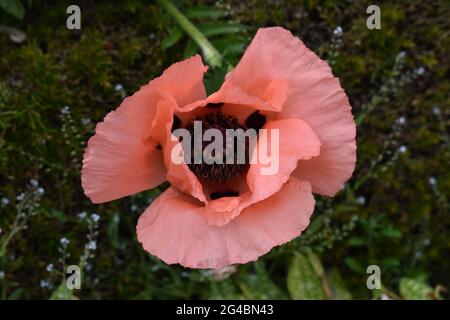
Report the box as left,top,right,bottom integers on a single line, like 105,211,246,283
209,80,284,112
137,177,315,269
247,118,321,201
222,27,356,196
153,55,208,108
153,96,207,204
82,55,208,203
203,118,320,227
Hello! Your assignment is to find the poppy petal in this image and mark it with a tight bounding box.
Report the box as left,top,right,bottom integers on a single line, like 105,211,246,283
222,27,356,196
82,55,208,203
209,80,285,112
203,118,320,227
152,97,207,203
247,118,321,202
137,177,314,269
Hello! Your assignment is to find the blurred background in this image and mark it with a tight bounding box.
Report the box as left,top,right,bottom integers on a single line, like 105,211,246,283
0,0,448,299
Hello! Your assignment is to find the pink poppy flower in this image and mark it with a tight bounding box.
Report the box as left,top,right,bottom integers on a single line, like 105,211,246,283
81,27,356,269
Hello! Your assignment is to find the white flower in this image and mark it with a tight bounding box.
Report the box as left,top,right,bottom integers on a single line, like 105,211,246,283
30,179,38,187
60,237,70,246
90,213,100,222
81,118,92,125
0,271,4,279
46,263,54,272
396,116,406,125
398,145,407,153
432,107,441,116
428,176,437,186
1,197,9,206
77,211,87,220
37,187,45,195
333,26,343,35
356,196,366,205
114,84,124,92
211,265,237,280
40,279,50,288
395,51,406,62
16,193,25,202
86,241,97,251
61,106,70,114
415,67,425,76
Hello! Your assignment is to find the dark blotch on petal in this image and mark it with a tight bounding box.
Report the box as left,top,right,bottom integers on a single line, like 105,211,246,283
171,115,181,132
245,111,267,131
210,190,239,200
206,102,224,109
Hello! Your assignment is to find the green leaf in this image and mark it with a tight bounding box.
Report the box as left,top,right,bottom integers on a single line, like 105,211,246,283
303,215,323,236
208,279,243,300
328,268,352,300
238,262,286,299
382,257,400,268
185,6,228,19
182,39,198,59
50,283,79,300
399,278,433,300
107,212,120,249
305,250,325,277
211,36,247,58
380,226,402,239
344,257,365,273
0,0,25,19
7,288,23,300
46,209,68,222
197,22,248,37
158,0,223,68
204,65,228,94
287,253,326,299
347,237,366,247
161,27,183,50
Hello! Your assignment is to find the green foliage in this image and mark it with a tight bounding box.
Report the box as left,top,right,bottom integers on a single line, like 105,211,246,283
287,251,326,299
399,278,433,300
50,282,79,300
160,2,249,63
328,268,352,300
238,262,287,299
0,0,24,19
159,0,249,93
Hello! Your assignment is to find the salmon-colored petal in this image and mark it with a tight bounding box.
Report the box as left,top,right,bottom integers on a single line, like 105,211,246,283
223,27,356,196
153,55,208,107
153,97,207,203
164,136,207,203
81,97,166,203
82,55,208,203
203,118,320,227
209,80,284,112
247,118,321,202
136,177,315,269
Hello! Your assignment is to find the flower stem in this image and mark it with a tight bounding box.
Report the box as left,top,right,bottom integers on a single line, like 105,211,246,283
157,0,223,68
